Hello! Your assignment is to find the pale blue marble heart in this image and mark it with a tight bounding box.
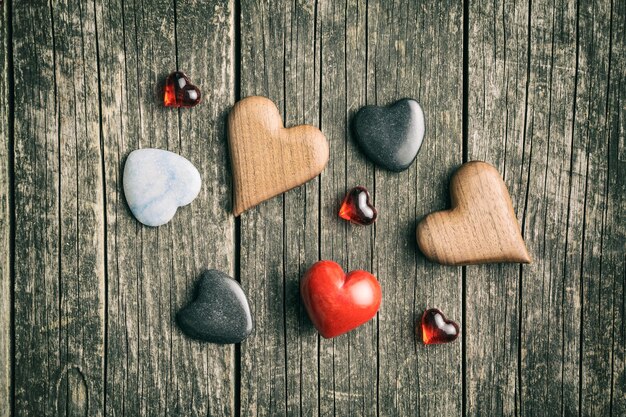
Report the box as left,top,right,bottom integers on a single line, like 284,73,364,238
123,148,201,227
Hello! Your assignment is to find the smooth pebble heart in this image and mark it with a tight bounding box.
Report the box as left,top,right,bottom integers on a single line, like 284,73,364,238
123,148,201,227
420,308,460,345
300,260,381,339
352,98,425,172
176,270,253,344
163,71,201,108
416,161,531,265
228,96,329,216
339,186,377,225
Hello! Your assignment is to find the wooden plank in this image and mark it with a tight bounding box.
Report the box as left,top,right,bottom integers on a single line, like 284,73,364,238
172,1,236,414
317,0,376,416
0,0,11,415
466,1,604,415
608,1,626,413
513,0,579,415
12,0,105,415
238,0,321,414
465,0,625,415
96,0,235,415
466,1,626,416
576,0,626,414
282,0,322,415
367,0,464,415
466,1,530,414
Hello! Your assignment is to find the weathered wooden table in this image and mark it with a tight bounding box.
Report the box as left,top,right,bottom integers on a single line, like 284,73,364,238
0,0,624,415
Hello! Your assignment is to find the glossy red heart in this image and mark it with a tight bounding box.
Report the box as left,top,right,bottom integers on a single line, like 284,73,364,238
301,260,381,338
163,71,201,108
420,308,460,344
339,186,377,225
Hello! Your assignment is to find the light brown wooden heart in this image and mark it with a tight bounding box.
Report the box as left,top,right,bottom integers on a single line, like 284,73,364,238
416,161,531,265
228,96,329,216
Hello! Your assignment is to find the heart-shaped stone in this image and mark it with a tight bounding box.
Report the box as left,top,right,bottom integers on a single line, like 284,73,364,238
228,96,329,216
420,308,460,345
352,98,425,172
177,270,253,344
339,186,377,225
123,148,201,227
300,260,381,339
416,161,531,265
163,71,201,108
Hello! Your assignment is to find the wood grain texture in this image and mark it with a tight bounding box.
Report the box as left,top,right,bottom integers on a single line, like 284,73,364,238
238,1,289,415
467,0,624,415
0,1,10,415
367,1,464,415
518,0,581,414
96,0,235,415
417,161,531,265
3,0,625,415
318,0,377,414
607,1,626,413
228,96,329,216
576,0,625,414
466,0,531,414
281,1,323,414
470,0,583,414
12,0,105,415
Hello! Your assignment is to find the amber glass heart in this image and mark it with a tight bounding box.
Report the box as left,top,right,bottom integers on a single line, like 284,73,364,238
339,186,377,225
164,71,201,108
420,308,460,344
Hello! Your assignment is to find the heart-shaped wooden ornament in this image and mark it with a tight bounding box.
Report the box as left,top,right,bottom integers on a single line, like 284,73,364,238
416,161,531,265
228,96,330,216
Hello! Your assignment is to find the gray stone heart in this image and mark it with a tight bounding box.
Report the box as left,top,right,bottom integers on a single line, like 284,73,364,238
177,270,253,344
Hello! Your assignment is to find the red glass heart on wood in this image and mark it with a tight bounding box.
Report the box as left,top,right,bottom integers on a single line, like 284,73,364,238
420,308,460,344
163,71,201,108
339,186,377,225
301,260,381,338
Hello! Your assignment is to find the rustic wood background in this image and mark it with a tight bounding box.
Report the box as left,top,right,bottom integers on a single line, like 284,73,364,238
1,0,624,415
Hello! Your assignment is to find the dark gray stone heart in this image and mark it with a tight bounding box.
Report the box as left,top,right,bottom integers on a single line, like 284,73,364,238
177,270,253,344
352,98,425,172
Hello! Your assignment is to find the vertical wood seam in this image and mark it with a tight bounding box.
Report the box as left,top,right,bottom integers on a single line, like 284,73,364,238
517,1,535,413
542,2,557,407
314,2,322,416
282,5,289,414
572,2,586,415
46,2,65,403
92,1,108,415
342,0,348,291
562,1,583,416
462,0,469,415
603,3,616,414
6,0,15,415
170,3,179,411
233,1,242,416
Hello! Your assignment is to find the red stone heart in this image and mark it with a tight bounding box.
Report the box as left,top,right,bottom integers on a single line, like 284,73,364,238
301,260,381,338
420,308,460,344
163,71,201,108
339,186,377,225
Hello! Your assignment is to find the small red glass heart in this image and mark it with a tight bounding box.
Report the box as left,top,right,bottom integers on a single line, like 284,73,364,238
163,71,201,108
420,308,460,344
339,186,377,225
